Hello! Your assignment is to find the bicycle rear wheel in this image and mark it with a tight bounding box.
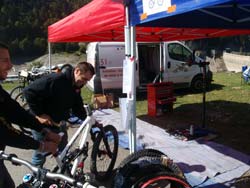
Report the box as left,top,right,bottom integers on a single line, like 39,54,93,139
118,148,166,169
10,85,24,99
15,92,29,110
60,63,73,73
117,148,184,178
134,171,191,188
113,149,186,188
90,124,118,181
15,92,32,135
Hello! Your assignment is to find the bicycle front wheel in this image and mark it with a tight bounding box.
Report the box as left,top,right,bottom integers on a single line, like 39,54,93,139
90,124,118,181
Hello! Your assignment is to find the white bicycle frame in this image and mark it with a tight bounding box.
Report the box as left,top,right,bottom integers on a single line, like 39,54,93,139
54,104,96,176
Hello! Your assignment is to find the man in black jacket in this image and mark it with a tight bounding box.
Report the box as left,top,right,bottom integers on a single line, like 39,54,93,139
23,61,95,167
0,43,61,188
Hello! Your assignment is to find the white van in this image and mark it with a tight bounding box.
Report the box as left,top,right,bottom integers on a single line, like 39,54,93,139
86,41,212,93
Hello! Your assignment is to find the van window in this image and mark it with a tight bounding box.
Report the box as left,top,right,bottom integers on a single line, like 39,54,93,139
168,43,192,62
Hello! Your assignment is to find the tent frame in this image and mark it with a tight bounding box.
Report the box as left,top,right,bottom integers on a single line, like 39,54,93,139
48,0,250,154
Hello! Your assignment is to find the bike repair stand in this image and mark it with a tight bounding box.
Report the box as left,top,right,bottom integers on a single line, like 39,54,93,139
192,61,217,140
166,61,217,141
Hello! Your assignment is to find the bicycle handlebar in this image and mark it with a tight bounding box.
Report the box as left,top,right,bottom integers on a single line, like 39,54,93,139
0,151,96,188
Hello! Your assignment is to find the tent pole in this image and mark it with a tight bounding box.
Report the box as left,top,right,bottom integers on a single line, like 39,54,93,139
160,42,163,82
130,26,136,153
125,3,130,57
125,4,132,153
48,42,52,73
125,3,137,154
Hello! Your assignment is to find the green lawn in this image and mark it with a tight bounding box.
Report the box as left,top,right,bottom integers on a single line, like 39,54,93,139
175,72,250,112
1,81,19,91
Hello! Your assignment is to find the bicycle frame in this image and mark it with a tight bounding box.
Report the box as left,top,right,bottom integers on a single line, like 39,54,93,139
54,104,97,176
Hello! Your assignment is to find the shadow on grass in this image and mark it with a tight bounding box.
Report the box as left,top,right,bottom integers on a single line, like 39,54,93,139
137,100,250,156
174,83,225,96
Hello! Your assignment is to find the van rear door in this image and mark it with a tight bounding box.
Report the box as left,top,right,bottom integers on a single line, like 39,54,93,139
138,43,160,85
98,43,125,90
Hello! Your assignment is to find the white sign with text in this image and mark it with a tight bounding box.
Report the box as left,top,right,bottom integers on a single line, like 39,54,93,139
142,0,171,15
122,59,133,94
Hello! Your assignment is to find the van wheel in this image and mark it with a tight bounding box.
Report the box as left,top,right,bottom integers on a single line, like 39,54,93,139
191,76,203,92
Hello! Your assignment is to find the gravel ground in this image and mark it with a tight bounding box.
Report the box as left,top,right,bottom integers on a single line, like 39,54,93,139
10,53,87,75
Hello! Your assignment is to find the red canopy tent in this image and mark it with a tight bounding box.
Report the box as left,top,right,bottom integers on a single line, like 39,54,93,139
48,0,250,43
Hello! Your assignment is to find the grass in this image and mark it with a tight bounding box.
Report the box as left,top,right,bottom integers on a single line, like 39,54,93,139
2,72,250,154
1,81,19,91
132,72,250,116
176,72,250,107
81,86,94,104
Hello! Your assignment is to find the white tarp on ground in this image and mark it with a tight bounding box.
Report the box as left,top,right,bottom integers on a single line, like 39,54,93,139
93,109,250,187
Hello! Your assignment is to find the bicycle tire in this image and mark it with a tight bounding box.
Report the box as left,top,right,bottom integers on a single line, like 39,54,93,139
114,163,189,188
113,149,185,188
133,171,191,188
60,64,73,73
10,85,24,99
118,148,166,169
117,148,184,178
90,124,118,181
14,92,29,110
14,92,32,135
113,163,173,188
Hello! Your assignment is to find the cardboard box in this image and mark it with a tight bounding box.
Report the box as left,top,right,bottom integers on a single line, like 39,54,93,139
92,93,114,109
